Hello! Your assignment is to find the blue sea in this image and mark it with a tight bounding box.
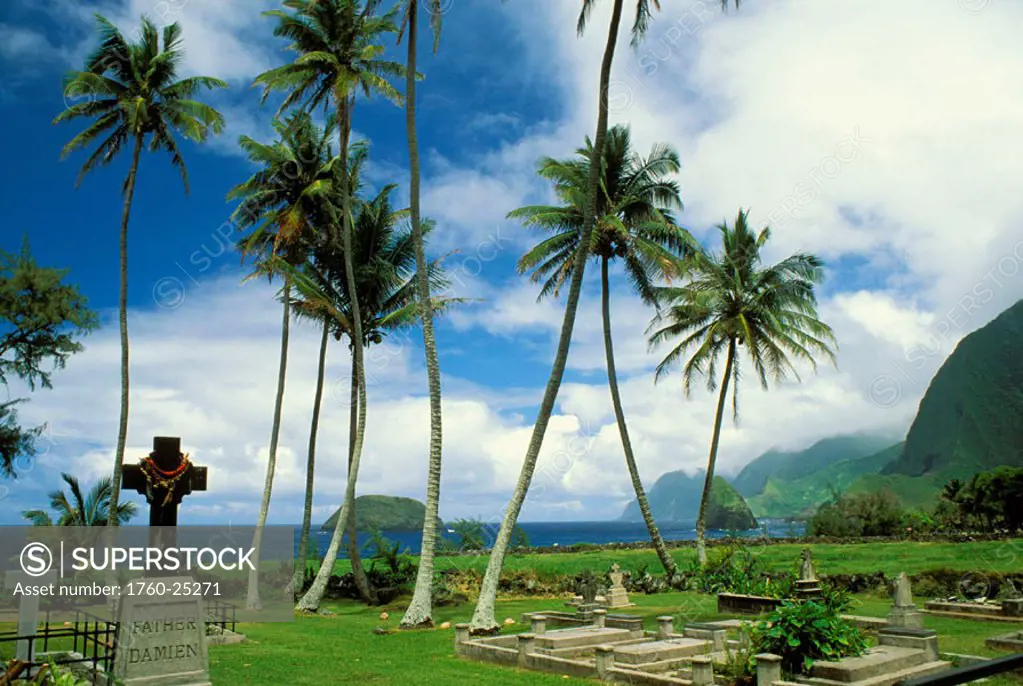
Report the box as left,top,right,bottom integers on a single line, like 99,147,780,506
294,519,806,559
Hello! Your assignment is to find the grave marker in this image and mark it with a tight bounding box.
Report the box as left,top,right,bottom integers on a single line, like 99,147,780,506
3,569,56,663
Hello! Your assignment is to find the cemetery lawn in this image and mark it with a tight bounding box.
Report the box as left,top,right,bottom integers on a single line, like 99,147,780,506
208,589,1021,686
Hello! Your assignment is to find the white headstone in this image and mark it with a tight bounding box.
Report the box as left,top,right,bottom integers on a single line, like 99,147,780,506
114,577,211,686
4,569,57,663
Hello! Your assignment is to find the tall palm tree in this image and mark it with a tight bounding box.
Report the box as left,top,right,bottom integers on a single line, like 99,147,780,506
254,0,407,613
292,146,380,606
468,0,640,634
469,0,743,633
509,124,691,577
397,0,447,631
23,473,137,526
228,111,340,609
648,209,837,565
53,15,225,526
287,184,455,611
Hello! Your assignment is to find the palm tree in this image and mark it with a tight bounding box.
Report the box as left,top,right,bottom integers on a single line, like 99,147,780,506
287,183,455,611
291,146,381,606
397,0,447,631
228,111,340,609
509,124,692,578
254,0,406,612
23,473,137,526
648,209,837,565
468,0,662,636
53,15,225,526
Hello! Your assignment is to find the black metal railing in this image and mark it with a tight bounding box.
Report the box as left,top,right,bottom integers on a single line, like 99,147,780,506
897,653,1023,686
204,597,238,632
0,609,117,683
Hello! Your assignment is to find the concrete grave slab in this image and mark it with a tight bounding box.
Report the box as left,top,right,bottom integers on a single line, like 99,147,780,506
612,638,710,665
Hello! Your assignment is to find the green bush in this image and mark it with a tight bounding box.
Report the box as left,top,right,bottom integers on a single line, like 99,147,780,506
808,489,907,537
755,601,868,675
687,544,794,599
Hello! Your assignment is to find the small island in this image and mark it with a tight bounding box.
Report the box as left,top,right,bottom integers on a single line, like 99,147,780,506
320,494,442,532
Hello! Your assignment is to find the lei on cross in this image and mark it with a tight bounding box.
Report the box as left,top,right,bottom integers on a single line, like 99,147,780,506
138,451,192,506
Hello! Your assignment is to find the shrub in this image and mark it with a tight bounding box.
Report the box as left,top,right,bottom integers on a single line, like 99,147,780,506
808,489,906,537
687,544,794,599
755,601,868,675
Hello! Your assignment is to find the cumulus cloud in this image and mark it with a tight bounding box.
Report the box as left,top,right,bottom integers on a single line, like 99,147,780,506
6,0,1023,525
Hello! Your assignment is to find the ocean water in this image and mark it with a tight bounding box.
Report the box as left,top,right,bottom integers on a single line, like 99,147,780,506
294,519,805,559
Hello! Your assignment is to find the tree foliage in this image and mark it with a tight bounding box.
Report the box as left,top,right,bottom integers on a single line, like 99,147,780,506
22,472,137,526
0,239,96,476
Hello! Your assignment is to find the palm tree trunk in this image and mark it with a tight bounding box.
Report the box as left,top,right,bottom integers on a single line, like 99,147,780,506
106,132,144,527
294,320,330,594
468,0,626,635
401,0,445,630
298,95,370,611
695,337,736,566
600,257,677,577
346,360,377,604
247,280,291,610
298,346,368,611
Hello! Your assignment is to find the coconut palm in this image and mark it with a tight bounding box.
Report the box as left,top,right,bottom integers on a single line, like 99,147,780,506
227,111,340,609
397,0,447,631
469,0,744,634
509,124,692,577
648,209,837,566
53,15,225,526
22,473,137,526
292,146,386,606
468,0,651,634
287,182,455,611
254,0,406,613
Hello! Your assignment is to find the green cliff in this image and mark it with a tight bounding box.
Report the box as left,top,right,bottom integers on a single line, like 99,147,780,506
746,442,903,518
882,298,1023,479
732,434,896,498
620,471,757,530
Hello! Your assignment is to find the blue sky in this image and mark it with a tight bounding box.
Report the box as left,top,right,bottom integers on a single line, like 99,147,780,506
2,0,1022,526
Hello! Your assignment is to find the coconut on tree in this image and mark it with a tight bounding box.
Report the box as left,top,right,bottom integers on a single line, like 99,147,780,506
53,15,225,526
647,209,837,566
509,124,693,578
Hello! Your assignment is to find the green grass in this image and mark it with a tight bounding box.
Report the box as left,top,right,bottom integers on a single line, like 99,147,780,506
5,539,1023,684
332,537,1023,578
201,588,1023,685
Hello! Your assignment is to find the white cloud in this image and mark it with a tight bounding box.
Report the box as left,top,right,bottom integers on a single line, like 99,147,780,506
0,24,60,61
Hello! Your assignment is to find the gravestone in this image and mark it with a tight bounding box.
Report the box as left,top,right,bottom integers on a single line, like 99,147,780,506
3,569,57,663
574,571,600,620
794,548,823,600
114,577,211,686
888,572,925,629
605,563,634,609
116,437,212,685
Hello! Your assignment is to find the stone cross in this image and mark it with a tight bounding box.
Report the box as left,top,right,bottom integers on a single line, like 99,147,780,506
121,437,207,527
4,569,57,662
